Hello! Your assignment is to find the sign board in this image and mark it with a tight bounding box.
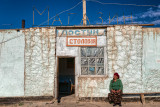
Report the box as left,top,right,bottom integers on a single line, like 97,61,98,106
66,36,97,47
57,29,106,36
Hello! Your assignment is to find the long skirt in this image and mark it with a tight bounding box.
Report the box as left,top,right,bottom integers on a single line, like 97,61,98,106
108,91,122,104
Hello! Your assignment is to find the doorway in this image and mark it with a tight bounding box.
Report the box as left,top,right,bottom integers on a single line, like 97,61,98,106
57,57,75,102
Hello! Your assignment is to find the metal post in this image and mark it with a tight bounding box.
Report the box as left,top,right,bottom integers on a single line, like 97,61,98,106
68,14,70,25
33,7,34,26
109,13,110,24
131,12,133,24
22,20,25,28
83,0,87,26
48,7,49,25
123,12,125,24
117,14,118,24
68,13,76,25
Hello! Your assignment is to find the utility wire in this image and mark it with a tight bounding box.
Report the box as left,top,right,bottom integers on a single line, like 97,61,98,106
37,0,83,26
0,0,159,44
69,6,82,25
87,0,159,7
37,0,159,26
0,34,24,45
0,0,82,45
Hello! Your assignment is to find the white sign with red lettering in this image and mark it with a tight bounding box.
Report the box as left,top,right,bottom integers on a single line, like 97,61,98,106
66,36,97,47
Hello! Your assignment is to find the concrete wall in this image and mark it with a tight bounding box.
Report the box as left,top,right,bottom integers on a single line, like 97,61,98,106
56,36,80,98
0,28,56,97
56,29,107,97
24,28,56,96
142,28,160,93
78,27,160,97
78,26,144,97
0,26,160,98
107,26,143,93
0,30,25,97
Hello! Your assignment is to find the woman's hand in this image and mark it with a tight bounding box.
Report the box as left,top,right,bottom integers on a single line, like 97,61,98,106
111,89,115,93
116,90,121,93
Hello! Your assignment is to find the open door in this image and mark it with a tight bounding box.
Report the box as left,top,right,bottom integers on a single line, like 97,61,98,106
57,57,75,102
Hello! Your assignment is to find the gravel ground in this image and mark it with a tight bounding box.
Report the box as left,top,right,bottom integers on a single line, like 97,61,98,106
0,101,160,107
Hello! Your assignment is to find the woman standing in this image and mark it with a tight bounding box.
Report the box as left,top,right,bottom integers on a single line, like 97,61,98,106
108,73,123,106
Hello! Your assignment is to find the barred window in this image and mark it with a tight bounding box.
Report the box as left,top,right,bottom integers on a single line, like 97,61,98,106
81,47,104,75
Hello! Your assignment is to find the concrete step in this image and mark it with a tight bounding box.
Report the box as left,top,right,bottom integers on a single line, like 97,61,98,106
60,98,76,103
59,94,76,103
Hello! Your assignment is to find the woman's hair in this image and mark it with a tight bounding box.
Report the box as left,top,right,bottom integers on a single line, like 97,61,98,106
114,73,119,79
112,72,120,83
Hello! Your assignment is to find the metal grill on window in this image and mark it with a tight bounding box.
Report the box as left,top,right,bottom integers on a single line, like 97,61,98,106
81,47,104,75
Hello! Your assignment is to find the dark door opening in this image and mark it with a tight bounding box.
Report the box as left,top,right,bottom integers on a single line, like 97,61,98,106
57,57,75,102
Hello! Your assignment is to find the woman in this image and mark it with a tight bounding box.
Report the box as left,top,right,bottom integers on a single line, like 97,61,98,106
108,73,123,106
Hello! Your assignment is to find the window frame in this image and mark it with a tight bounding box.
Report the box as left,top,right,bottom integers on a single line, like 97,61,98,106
80,47,107,76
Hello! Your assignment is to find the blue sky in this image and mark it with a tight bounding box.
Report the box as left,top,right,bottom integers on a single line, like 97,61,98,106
0,0,160,29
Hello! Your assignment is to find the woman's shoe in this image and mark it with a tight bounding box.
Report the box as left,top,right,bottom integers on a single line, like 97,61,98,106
119,104,122,106
113,104,116,106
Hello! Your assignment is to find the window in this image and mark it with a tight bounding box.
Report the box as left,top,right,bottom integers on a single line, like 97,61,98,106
81,47,104,75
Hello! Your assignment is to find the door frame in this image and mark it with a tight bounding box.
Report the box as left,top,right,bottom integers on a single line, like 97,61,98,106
55,56,76,99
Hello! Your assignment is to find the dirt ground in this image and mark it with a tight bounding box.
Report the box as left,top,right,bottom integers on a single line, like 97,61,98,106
0,101,160,107
1,94,160,107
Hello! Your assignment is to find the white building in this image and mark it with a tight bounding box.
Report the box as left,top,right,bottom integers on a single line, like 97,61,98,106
0,25,160,101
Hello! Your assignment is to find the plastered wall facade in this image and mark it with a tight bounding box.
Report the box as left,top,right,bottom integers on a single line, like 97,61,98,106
56,29,107,98
0,26,160,98
24,27,56,96
0,28,56,97
78,26,144,97
142,28,160,93
0,30,25,97
107,26,143,93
